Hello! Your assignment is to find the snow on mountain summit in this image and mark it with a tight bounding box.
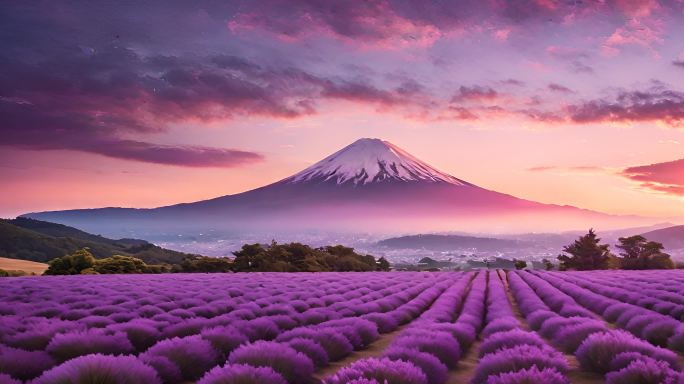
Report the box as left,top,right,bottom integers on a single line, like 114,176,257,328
285,138,473,186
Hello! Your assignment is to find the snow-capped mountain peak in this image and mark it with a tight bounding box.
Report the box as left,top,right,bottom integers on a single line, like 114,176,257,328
285,138,472,186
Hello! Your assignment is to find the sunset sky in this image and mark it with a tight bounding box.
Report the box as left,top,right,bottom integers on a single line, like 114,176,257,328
1,1,684,219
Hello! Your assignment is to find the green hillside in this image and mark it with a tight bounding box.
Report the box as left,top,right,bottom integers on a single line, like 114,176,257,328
0,218,197,264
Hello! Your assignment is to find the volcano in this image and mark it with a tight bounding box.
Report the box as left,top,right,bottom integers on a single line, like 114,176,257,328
22,138,650,236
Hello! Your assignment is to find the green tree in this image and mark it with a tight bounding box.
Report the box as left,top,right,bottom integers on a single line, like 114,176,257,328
558,229,614,270
94,255,148,274
513,259,527,270
542,258,554,271
177,256,233,273
616,235,674,270
377,257,390,271
44,248,96,275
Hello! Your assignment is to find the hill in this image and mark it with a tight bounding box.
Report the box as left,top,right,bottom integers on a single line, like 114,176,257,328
0,218,197,264
377,234,527,251
641,225,684,249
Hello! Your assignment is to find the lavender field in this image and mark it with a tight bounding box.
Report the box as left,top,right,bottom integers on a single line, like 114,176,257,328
1,271,683,384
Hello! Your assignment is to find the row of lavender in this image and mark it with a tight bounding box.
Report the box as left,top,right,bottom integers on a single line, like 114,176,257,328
1,270,683,383
0,273,464,383
509,270,682,383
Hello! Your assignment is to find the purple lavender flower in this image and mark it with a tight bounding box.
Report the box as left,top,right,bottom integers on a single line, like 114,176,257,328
0,345,55,380
141,335,219,380
605,359,682,384
324,357,427,384
228,341,313,384
46,329,134,362
485,366,569,384
32,354,161,384
198,363,288,384
384,346,448,384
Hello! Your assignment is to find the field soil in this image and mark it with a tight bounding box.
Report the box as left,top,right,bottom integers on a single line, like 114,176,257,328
0,257,48,275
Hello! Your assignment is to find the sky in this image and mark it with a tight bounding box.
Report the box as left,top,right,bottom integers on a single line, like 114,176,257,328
1,1,684,219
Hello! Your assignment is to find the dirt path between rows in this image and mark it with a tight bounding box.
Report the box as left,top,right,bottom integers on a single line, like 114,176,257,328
445,338,481,384
313,323,409,381
500,271,604,384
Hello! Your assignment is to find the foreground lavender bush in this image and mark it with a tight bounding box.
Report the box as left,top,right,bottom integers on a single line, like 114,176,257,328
33,354,161,384
575,330,679,373
0,345,55,381
45,330,134,362
285,338,329,367
485,366,569,384
605,359,682,384
384,346,448,384
472,345,568,384
198,364,287,384
0,373,20,384
141,335,219,380
324,357,428,384
228,341,313,383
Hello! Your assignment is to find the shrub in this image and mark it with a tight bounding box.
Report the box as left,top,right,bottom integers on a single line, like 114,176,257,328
46,330,134,362
141,335,219,380
641,319,679,347
363,313,399,333
552,322,607,353
609,352,656,371
668,328,684,353
384,346,448,384
107,321,161,352
575,330,679,373
605,359,681,384
201,326,249,357
0,373,20,384
472,345,568,384
33,354,161,384
526,310,557,330
276,328,353,361
485,366,569,384
478,329,546,357
198,364,288,384
324,357,427,384
0,345,55,381
482,318,520,337
228,341,313,384
392,331,461,368
139,355,182,383
285,338,329,368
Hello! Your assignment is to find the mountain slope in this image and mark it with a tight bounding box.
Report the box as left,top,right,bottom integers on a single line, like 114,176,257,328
641,225,684,249
0,218,197,264
22,138,654,236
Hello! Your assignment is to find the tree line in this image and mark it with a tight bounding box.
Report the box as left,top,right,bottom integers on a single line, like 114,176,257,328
554,229,675,271
41,242,391,275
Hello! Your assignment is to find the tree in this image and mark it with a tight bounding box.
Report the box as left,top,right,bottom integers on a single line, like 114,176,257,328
616,235,674,270
377,257,390,271
177,256,233,273
94,255,148,274
513,259,527,270
44,248,97,275
558,229,614,270
542,258,554,271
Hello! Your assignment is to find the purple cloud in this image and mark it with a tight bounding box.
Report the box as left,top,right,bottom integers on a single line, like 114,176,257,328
548,83,574,93
451,86,499,103
621,158,684,196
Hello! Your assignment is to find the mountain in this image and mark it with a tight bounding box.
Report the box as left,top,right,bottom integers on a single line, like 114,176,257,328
0,218,198,264
377,234,527,251
641,225,684,249
22,138,654,237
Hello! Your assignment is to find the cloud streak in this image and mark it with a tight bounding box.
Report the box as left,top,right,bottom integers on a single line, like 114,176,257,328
621,158,684,196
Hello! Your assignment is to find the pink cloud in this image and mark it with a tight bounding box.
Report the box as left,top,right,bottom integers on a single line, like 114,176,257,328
621,158,684,196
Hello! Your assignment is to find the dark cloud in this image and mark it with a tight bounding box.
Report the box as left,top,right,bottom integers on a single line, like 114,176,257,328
567,86,684,127
0,3,434,166
621,158,684,196
548,83,574,93
674,60,684,68
451,86,499,103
